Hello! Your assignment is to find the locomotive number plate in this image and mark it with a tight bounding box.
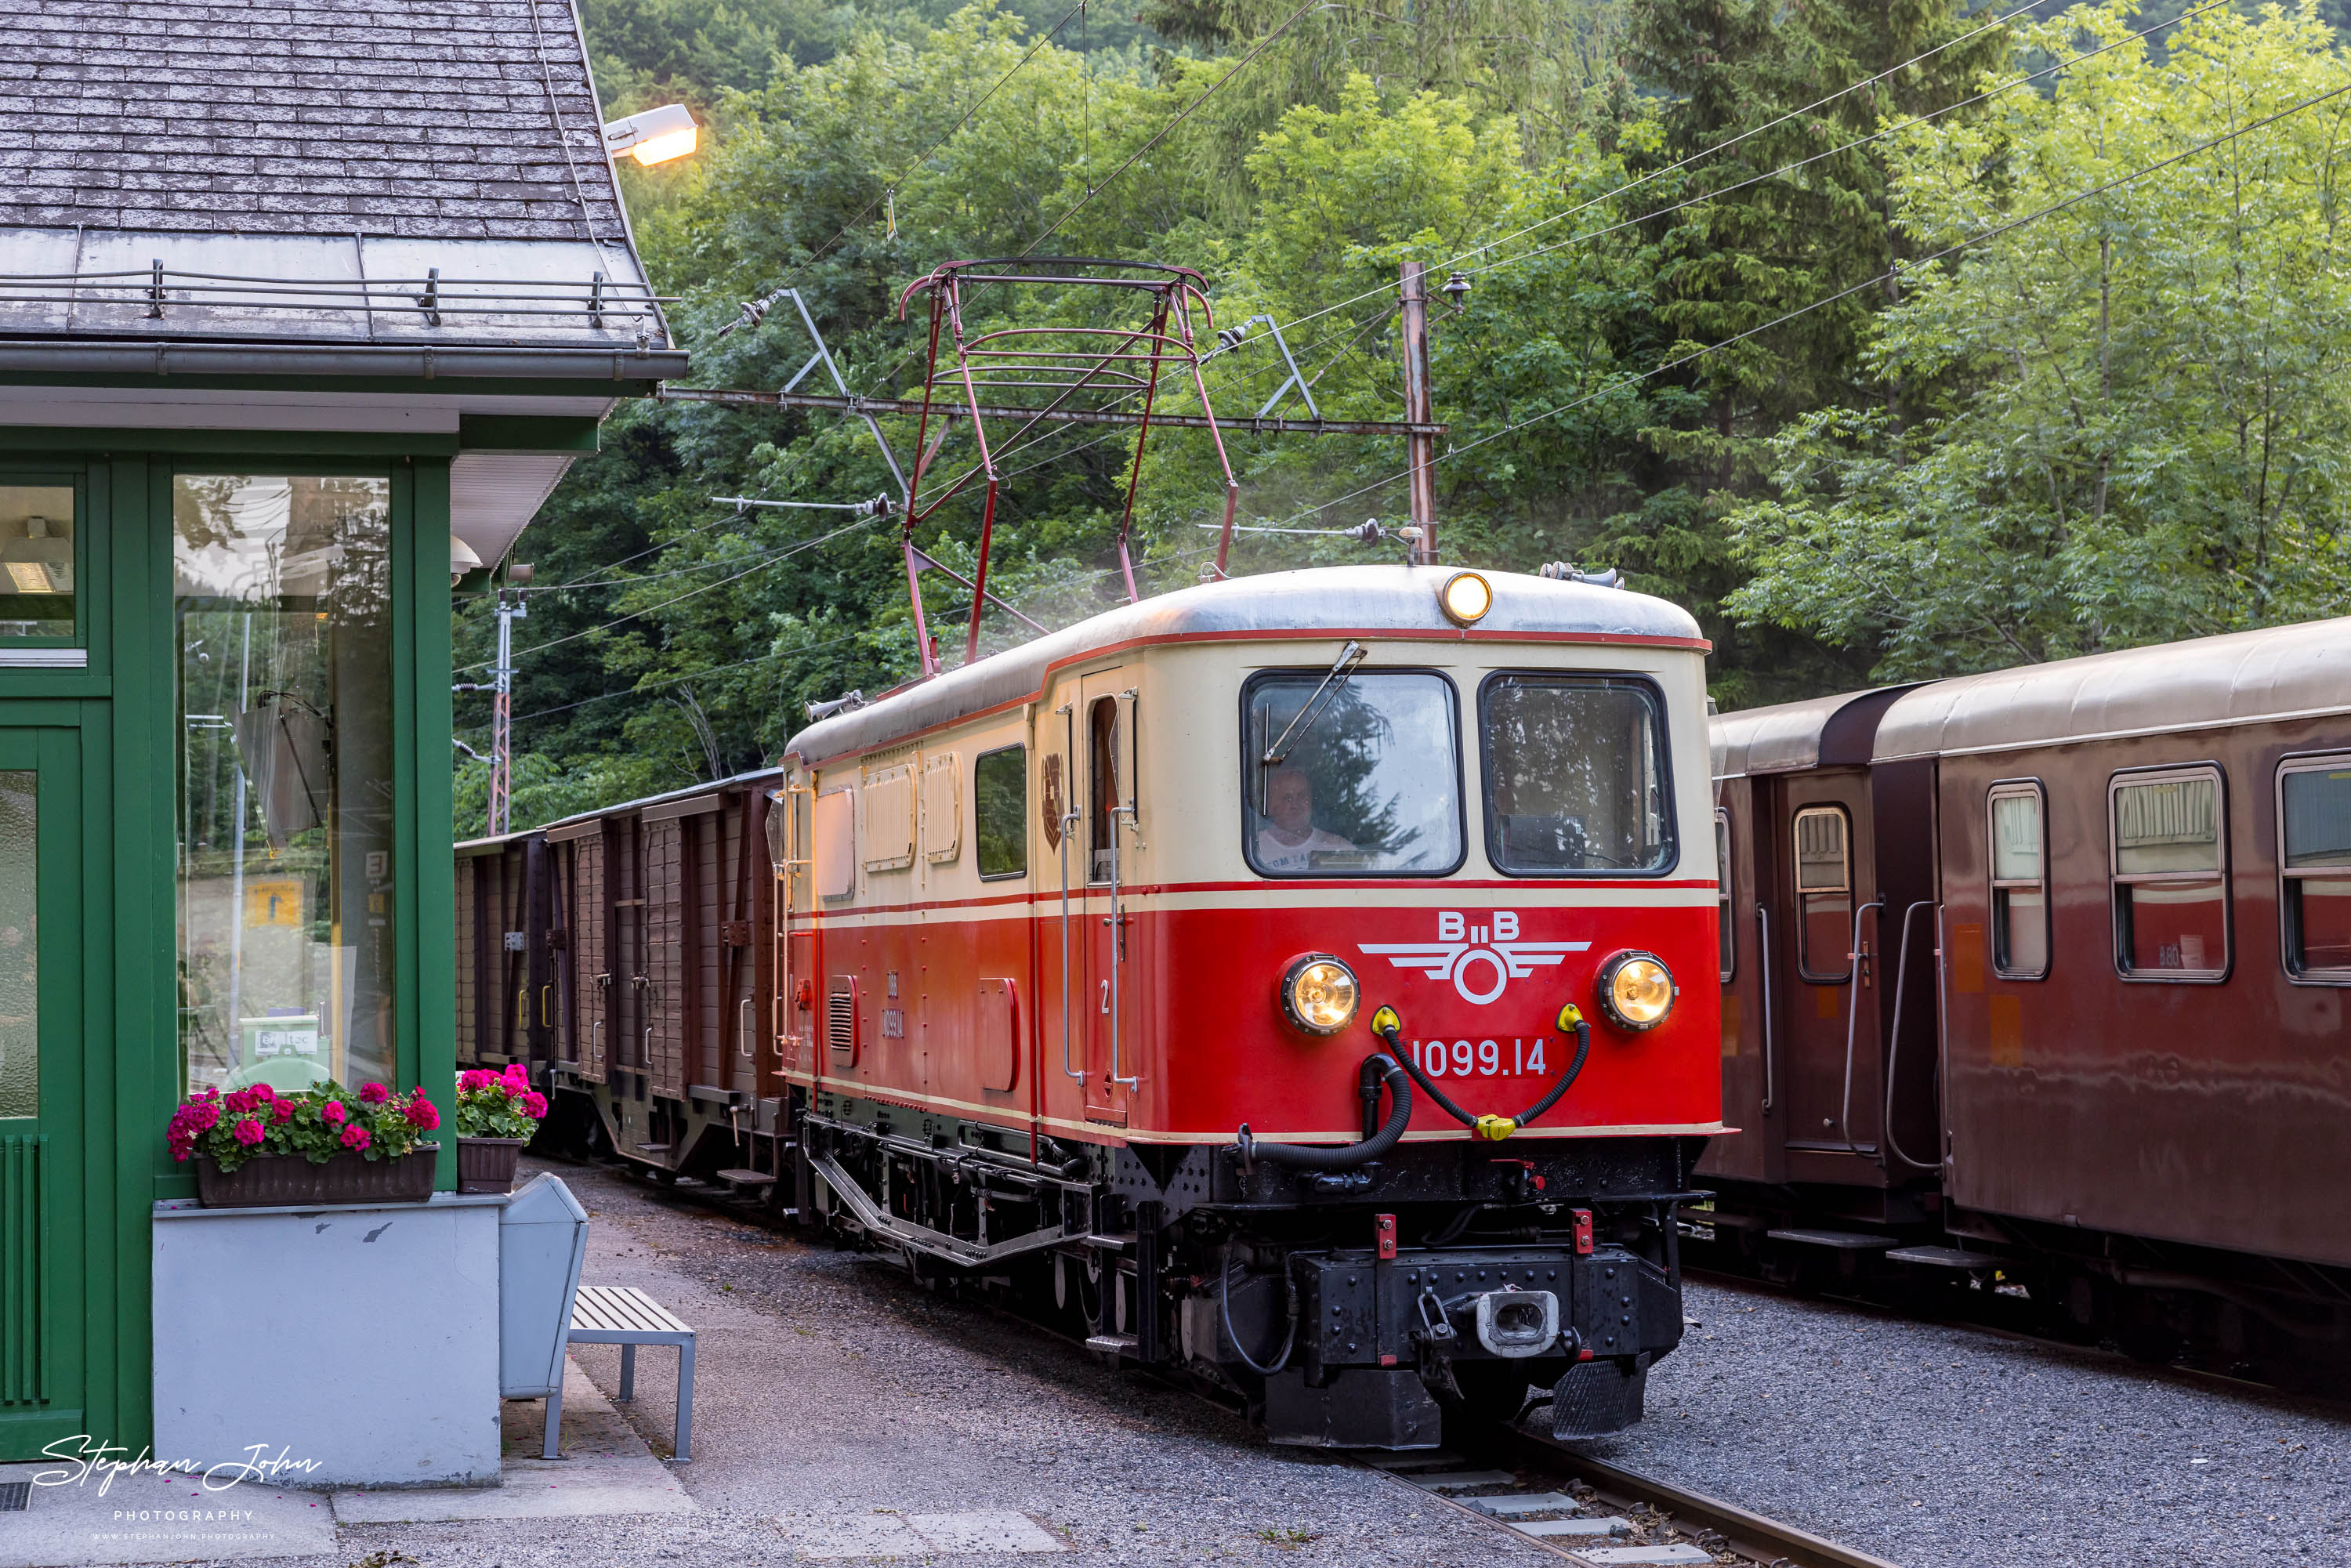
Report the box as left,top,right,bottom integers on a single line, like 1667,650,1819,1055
1408,1037,1559,1079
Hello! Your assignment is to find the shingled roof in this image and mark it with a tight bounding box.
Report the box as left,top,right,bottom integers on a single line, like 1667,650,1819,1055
2,0,628,244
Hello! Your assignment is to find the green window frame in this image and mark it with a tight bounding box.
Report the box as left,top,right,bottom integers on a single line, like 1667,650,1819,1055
0,466,90,660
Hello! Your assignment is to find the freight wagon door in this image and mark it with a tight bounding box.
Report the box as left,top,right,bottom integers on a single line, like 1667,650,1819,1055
553,824,609,1084
1079,670,1138,1125
1776,773,1887,1179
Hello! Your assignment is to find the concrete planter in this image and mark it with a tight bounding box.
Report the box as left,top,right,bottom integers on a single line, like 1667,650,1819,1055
194,1144,439,1208
456,1135,527,1193
153,1193,507,1486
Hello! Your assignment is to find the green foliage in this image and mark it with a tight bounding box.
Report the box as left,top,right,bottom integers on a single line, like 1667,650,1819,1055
166,1082,440,1173
1727,2,2351,678
455,1068,552,1139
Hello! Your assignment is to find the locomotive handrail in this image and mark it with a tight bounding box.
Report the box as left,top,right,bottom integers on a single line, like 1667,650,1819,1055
1056,701,1085,1083
1754,904,1777,1114
1838,900,1886,1153
1882,900,1940,1171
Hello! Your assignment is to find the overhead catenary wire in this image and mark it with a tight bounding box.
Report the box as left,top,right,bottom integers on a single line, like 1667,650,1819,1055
1254,71,2351,534
1262,0,2234,342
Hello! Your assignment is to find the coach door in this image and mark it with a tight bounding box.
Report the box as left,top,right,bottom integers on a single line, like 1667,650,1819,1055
1777,772,1886,1176
1078,669,1138,1124
1698,778,1786,1185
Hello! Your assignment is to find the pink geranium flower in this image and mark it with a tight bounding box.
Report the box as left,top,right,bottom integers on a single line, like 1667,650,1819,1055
321,1100,346,1124
458,1069,497,1092
520,1091,549,1120
232,1118,265,1146
250,1083,275,1103
273,1100,295,1124
357,1082,390,1105
404,1098,441,1132
339,1124,371,1152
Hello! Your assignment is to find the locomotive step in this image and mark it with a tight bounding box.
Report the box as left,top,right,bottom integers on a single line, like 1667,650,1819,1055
1883,1244,2009,1270
715,1168,776,1186
1083,1333,1137,1356
1765,1228,1899,1250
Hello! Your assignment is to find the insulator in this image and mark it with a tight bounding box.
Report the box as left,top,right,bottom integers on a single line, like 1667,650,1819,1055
1444,270,1471,306
1341,519,1386,543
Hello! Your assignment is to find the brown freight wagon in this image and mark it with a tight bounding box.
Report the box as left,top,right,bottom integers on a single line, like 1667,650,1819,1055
1704,618,2351,1382
455,831,554,1075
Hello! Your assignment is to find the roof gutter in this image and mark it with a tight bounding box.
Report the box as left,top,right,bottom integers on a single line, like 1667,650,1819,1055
0,339,690,383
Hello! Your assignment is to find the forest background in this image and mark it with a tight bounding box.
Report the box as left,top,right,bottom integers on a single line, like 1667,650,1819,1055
453,0,2351,831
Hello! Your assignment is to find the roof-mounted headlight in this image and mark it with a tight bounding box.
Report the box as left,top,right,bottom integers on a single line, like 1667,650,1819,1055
1596,951,1675,1031
1439,570,1491,626
1279,954,1360,1036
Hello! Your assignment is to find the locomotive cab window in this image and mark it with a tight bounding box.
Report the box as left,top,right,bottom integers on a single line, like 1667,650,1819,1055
974,744,1027,881
1989,782,2049,979
2277,755,2351,980
1241,668,1462,877
1480,674,1675,876
1715,810,1734,981
2111,766,2229,980
1793,805,1852,981
1089,697,1121,884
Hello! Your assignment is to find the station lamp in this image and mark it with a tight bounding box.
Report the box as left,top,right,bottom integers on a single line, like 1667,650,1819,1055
602,103,699,167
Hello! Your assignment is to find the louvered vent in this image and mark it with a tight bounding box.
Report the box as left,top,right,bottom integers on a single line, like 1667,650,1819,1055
827,976,858,1062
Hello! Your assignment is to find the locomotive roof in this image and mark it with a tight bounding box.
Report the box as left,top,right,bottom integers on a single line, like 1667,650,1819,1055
1710,685,1922,779
784,564,1704,768
1873,616,2351,760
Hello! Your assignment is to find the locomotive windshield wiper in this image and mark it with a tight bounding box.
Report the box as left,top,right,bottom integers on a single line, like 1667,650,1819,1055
1261,639,1367,771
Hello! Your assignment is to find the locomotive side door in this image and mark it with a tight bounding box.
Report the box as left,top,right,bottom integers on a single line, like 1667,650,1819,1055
1079,668,1138,1124
1776,770,1886,1177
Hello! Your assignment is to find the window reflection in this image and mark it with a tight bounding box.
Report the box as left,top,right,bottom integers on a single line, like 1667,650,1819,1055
0,486,75,640
174,476,397,1093
1481,676,1672,875
1243,672,1461,876
0,772,33,1118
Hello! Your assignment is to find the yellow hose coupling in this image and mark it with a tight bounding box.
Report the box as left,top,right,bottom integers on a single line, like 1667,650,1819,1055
1473,1114,1518,1142
1371,1005,1401,1037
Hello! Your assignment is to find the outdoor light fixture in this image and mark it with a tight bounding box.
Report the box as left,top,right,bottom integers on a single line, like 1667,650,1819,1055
1596,951,1676,1031
603,103,698,167
450,534,484,586
1278,954,1360,1036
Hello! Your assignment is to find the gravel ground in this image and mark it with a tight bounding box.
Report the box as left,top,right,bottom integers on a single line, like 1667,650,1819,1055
321,1158,1558,1568
1560,1276,2351,1568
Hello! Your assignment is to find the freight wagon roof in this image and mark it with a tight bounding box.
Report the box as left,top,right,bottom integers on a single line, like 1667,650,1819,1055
1874,616,2351,761
1712,685,1920,779
784,565,1706,768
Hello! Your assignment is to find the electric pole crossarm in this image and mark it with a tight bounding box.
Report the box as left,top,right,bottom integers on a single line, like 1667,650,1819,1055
656,384,1444,438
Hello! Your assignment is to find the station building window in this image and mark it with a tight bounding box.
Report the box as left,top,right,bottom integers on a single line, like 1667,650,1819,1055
2278,755,2351,980
0,482,78,644
1988,781,2049,979
2110,766,2229,980
1793,804,1852,981
172,474,397,1093
0,770,33,1118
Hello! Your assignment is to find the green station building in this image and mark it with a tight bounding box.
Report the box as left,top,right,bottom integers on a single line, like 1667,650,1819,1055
0,1,681,1458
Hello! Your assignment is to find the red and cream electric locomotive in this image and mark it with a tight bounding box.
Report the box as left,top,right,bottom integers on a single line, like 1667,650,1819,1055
766,561,1723,1447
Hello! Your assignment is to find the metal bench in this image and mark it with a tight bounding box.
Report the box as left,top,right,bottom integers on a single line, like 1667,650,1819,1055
546,1284,697,1461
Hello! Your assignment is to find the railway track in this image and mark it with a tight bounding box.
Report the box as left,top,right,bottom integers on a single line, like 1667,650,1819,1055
1353,1430,1902,1568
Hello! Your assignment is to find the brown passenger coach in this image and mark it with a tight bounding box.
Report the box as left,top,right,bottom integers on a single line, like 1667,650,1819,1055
1704,617,2351,1382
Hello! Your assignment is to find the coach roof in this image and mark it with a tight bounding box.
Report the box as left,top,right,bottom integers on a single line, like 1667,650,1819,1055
1874,616,2351,761
784,564,1704,768
1712,685,1921,780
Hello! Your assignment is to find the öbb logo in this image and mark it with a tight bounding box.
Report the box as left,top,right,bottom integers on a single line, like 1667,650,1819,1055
1359,911,1588,1005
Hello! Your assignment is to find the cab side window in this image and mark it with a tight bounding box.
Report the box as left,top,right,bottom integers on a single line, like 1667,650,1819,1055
2111,766,2229,980
974,744,1027,881
1793,805,1852,982
2278,755,2351,980
1988,782,2049,979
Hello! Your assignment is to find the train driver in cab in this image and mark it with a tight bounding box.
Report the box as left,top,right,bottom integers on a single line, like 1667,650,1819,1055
1256,766,1357,873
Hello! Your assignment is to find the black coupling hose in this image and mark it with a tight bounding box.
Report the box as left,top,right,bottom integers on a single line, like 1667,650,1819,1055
1232,1053,1411,1171
1379,1005,1592,1141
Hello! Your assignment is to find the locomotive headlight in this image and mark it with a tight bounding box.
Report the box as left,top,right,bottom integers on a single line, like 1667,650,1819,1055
1279,954,1360,1035
1596,951,1675,1031
1439,570,1493,626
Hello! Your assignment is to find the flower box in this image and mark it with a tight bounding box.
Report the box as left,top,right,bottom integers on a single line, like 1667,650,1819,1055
168,1078,444,1208
455,1135,529,1193
194,1145,440,1208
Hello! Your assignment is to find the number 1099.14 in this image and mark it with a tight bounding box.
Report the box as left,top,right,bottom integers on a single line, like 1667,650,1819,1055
1410,1037,1551,1077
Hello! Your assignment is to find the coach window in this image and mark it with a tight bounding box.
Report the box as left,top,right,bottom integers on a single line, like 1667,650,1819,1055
1241,669,1462,877
1480,674,1675,876
1715,810,1734,980
2111,766,2229,980
2277,755,2351,980
1793,805,1852,981
1988,782,2049,979
974,744,1027,880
